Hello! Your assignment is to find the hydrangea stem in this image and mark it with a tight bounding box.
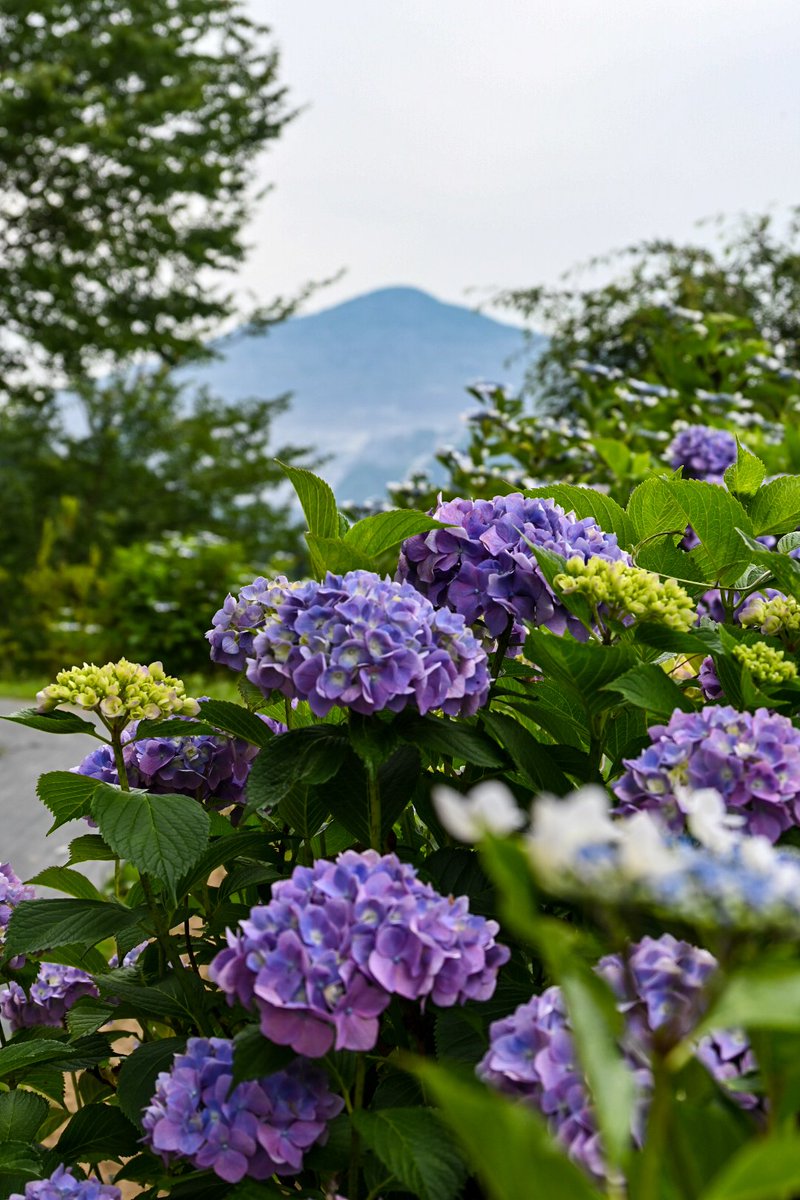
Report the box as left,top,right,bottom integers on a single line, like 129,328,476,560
639,1055,671,1200
367,765,382,851
348,1053,367,1200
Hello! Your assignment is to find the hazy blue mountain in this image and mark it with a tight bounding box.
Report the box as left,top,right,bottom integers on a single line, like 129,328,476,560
179,286,537,502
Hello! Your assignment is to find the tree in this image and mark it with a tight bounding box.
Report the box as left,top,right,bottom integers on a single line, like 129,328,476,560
0,0,292,400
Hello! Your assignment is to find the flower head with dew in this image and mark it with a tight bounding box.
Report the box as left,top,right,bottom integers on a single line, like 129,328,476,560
396,493,629,646
141,1038,343,1184
0,962,98,1032
478,933,757,1183
432,780,527,843
613,704,800,843
553,556,696,635
9,1165,120,1199
526,784,800,934
209,850,508,1057
666,425,737,482
36,659,198,725
232,570,490,719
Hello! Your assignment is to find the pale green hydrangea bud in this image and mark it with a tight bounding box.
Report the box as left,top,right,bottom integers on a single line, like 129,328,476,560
553,556,696,632
36,659,199,724
733,641,798,685
739,592,800,641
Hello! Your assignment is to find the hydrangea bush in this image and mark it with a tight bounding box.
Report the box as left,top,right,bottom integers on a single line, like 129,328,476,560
8,411,800,1200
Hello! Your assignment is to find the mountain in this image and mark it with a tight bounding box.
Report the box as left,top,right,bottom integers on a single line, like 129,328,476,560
178,286,538,502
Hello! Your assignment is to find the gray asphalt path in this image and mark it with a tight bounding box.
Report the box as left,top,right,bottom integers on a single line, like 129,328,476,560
0,698,104,884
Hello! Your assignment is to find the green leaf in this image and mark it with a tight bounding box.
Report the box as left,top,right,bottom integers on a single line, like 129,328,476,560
67,834,116,865
0,1141,42,1195
55,1102,140,1163
0,707,98,735
93,972,187,1020
749,476,800,537
724,440,766,498
0,1090,49,1142
603,663,693,718
480,709,570,793
117,1037,185,1127
524,629,637,715
276,460,339,537
396,713,504,768
278,786,329,840
37,771,98,833
91,784,210,896
304,532,374,574
523,484,637,549
326,745,421,843
343,509,446,556
0,1039,75,1080
696,962,800,1036
131,717,216,740
413,1062,602,1200
699,1133,800,1200
177,828,275,897
66,997,117,1040
594,437,632,479
352,1107,467,1200
244,726,348,813
232,1026,296,1088
197,699,275,747
4,898,144,959
735,530,800,603
27,866,104,902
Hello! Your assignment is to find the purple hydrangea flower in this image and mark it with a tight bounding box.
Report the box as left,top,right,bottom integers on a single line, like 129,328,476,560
0,963,98,1032
0,862,34,946
613,705,800,842
210,850,509,1057
478,935,756,1182
9,1165,120,1200
231,571,490,718
666,426,737,483
142,1038,343,1183
397,493,629,643
207,576,292,670
698,655,724,699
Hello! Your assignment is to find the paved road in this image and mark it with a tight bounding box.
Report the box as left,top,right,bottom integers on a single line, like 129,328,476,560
0,699,104,883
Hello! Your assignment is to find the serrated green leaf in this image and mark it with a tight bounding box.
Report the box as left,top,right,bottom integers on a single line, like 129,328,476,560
244,726,348,813
352,1107,467,1200
197,699,275,746
4,898,144,960
305,532,374,574
724,439,766,498
276,460,339,537
0,1140,42,1194
91,784,210,895
0,1090,49,1142
481,709,570,793
93,971,187,1019
524,484,637,549
524,629,637,716
55,1102,140,1163
66,997,117,1040
36,771,98,833
0,1040,75,1079
177,828,275,897
278,786,329,839
603,663,693,718
326,745,420,844
67,834,116,865
396,713,504,768
749,476,800,537
27,866,103,902
343,508,446,556
117,1037,185,1127
0,708,98,735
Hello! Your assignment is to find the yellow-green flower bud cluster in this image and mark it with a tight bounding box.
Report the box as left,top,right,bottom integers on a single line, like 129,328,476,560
733,642,798,686
36,659,199,723
553,557,696,632
739,593,800,641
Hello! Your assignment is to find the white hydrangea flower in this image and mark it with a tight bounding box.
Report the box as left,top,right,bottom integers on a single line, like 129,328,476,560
527,786,618,883
676,786,745,854
432,781,526,843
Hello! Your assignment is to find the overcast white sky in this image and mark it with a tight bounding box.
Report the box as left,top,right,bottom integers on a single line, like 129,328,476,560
239,0,800,322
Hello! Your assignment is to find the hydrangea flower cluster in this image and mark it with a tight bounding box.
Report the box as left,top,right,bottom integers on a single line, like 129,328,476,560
396,494,629,642
0,963,98,1031
207,576,296,671
740,591,800,645
74,712,273,808
734,641,798,685
142,1038,343,1183
478,934,756,1182
613,705,800,842
36,660,198,723
9,1166,120,1200
553,556,695,633
0,862,34,948
527,784,800,933
210,571,491,718
210,850,509,1057
666,425,737,482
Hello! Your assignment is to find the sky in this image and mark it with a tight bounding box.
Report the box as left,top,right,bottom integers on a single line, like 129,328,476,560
239,0,800,324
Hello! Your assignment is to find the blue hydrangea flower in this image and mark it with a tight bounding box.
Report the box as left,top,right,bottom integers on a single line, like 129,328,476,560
0,962,98,1031
142,1038,343,1183
666,426,737,482
207,576,293,670
213,570,491,718
9,1166,120,1200
0,862,34,949
397,493,629,642
614,705,800,842
210,850,508,1057
478,935,756,1182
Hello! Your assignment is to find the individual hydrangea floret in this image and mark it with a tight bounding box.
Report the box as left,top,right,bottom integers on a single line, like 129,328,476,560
0,963,98,1031
739,591,800,645
36,659,198,724
613,705,800,842
0,862,34,948
553,557,695,633
9,1165,120,1200
698,655,724,700
142,1038,343,1183
210,850,509,1057
225,570,490,718
207,576,296,671
526,784,800,934
478,934,756,1182
733,641,798,685
396,493,629,643
666,425,737,482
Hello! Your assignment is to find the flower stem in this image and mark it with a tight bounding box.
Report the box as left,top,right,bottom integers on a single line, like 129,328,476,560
348,1053,367,1200
639,1054,671,1200
367,765,382,851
